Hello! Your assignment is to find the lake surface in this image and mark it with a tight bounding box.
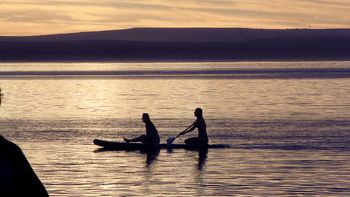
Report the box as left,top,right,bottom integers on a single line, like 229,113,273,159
1,61,350,196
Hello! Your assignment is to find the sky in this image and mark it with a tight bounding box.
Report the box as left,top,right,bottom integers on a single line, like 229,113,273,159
1,0,350,36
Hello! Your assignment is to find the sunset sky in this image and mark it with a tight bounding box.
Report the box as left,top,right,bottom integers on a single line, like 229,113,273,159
1,0,350,36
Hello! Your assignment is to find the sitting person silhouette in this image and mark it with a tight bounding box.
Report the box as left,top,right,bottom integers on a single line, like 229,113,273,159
180,108,208,145
123,113,160,146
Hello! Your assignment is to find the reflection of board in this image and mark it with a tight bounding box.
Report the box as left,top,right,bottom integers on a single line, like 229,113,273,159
93,139,230,150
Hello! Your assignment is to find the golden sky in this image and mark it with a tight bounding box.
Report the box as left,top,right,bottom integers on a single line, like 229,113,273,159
1,0,350,36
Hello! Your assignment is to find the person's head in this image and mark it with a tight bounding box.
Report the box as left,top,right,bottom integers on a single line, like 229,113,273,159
142,113,151,123
194,108,203,118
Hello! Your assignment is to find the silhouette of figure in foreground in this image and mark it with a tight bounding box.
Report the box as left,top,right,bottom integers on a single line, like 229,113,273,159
0,136,49,197
181,108,208,145
123,113,160,147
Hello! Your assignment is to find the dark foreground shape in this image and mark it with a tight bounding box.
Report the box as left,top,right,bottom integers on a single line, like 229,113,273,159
0,136,49,197
93,139,230,150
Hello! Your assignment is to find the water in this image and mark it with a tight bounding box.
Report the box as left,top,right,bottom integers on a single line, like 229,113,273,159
0,61,350,196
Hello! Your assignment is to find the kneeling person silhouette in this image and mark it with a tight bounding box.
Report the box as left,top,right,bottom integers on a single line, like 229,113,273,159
180,108,208,145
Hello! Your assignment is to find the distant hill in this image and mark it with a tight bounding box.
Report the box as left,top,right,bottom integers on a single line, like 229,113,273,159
2,28,350,43
1,28,350,61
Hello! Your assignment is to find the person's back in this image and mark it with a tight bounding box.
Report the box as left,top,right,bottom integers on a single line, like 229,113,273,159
145,120,160,145
195,116,208,142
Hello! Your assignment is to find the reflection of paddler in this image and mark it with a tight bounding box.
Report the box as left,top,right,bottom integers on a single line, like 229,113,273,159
145,148,160,167
0,136,49,197
197,148,208,171
0,88,3,104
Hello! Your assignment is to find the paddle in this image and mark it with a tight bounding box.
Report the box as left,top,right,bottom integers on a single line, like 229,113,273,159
167,123,193,146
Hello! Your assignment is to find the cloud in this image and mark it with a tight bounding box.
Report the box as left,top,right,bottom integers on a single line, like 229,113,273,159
0,0,350,35
0,9,73,23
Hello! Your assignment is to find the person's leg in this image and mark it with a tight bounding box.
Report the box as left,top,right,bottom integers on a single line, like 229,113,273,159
184,137,200,145
124,135,147,143
185,137,208,145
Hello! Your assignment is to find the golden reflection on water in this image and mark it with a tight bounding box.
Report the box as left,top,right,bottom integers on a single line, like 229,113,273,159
1,78,350,120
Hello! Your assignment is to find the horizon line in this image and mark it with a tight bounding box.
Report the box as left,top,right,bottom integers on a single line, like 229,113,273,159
2,27,350,37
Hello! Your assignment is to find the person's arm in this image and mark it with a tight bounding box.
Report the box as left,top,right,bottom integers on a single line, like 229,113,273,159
181,123,196,135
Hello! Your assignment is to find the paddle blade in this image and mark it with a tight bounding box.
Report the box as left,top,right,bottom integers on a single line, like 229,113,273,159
167,137,176,146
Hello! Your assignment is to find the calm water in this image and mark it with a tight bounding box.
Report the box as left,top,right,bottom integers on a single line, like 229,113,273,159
1,62,350,196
